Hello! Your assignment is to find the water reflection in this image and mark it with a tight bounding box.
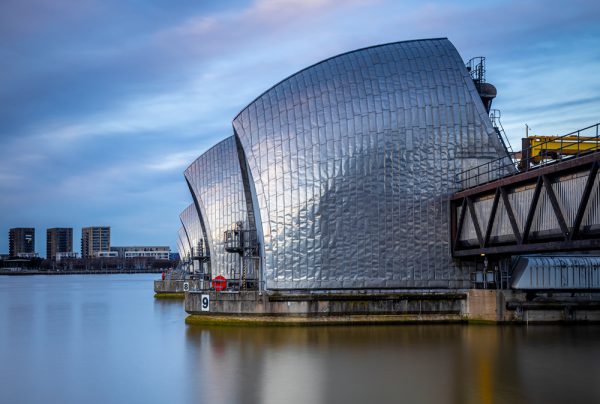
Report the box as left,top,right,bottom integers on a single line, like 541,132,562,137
1,276,599,404
153,296,184,315
184,325,600,404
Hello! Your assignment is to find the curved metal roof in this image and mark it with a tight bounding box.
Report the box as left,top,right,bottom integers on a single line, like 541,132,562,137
232,38,509,289
184,136,253,279
233,38,448,122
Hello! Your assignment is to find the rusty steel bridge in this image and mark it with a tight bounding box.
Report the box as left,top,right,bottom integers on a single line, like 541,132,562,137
451,122,600,258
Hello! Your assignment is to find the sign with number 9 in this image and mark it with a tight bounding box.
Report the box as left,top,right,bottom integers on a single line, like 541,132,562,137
201,294,210,311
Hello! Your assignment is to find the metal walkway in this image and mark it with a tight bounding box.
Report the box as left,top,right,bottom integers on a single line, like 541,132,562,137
451,123,600,257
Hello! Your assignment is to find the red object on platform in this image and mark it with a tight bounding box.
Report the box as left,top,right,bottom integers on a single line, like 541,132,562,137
212,275,227,291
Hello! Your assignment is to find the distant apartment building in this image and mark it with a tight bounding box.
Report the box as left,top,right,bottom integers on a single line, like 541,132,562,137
81,226,110,258
46,228,73,260
110,246,171,260
9,228,35,258
55,252,78,262
93,251,118,258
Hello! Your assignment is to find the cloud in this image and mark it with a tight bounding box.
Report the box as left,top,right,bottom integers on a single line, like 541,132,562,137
159,0,374,38
144,150,207,172
1,0,599,255
0,172,24,188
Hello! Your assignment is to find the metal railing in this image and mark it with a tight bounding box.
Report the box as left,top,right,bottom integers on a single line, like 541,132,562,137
165,264,188,280
490,109,515,156
458,122,600,190
466,57,486,85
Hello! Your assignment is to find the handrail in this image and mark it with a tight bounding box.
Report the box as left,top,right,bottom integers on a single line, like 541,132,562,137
458,122,600,190
489,109,514,156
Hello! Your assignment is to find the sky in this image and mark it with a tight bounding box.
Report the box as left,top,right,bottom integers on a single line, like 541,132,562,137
1,0,599,256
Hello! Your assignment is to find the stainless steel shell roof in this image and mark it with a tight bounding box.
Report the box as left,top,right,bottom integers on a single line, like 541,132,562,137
232,38,509,289
184,136,251,279
175,234,184,260
177,226,190,260
180,203,203,257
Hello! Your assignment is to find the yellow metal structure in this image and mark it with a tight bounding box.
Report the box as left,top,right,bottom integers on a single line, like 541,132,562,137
523,135,600,164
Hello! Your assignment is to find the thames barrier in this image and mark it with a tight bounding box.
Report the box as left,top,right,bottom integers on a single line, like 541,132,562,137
156,38,600,324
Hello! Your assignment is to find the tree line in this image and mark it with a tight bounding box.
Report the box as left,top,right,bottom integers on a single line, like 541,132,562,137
0,256,179,271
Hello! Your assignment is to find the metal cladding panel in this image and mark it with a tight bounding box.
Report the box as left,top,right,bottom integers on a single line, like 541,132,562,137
233,39,505,289
176,230,184,259
489,197,514,242
180,203,203,255
458,167,600,245
233,38,509,289
512,256,600,289
581,172,600,231
184,136,249,279
178,227,190,259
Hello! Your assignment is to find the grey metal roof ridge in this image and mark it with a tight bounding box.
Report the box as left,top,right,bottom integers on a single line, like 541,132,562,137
231,37,449,122
183,134,235,175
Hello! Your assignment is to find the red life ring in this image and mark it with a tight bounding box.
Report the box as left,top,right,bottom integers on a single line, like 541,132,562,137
212,275,227,291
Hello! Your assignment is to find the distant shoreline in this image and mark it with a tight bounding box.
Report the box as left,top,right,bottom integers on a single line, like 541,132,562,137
0,269,163,276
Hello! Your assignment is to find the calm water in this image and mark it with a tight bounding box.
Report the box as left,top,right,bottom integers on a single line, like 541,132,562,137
1,275,600,404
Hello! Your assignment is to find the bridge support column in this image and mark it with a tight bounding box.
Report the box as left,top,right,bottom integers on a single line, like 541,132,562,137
466,290,503,322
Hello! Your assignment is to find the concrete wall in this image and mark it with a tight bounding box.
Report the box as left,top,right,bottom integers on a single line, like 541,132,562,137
154,279,201,295
185,290,467,324
184,289,600,324
465,290,600,322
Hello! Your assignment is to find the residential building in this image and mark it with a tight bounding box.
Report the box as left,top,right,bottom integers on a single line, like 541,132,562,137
56,252,78,262
9,228,35,258
46,228,73,260
93,251,118,258
110,246,170,260
81,226,110,258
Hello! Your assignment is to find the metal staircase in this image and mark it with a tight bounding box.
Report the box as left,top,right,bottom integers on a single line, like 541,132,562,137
490,109,515,158
224,221,259,290
466,57,486,87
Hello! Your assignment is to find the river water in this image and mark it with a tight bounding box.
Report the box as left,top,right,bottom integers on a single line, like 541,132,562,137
1,274,599,404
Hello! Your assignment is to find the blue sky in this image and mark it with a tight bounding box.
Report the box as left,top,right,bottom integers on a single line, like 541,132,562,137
1,0,599,255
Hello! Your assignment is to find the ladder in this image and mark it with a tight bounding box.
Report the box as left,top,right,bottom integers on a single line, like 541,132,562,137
490,109,515,158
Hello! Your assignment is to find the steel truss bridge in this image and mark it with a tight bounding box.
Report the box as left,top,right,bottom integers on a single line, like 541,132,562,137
451,123,600,258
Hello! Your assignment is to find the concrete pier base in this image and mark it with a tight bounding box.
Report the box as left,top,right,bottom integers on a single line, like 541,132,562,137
465,290,505,322
464,289,600,323
184,289,600,324
154,279,201,298
185,290,467,324
185,313,463,326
